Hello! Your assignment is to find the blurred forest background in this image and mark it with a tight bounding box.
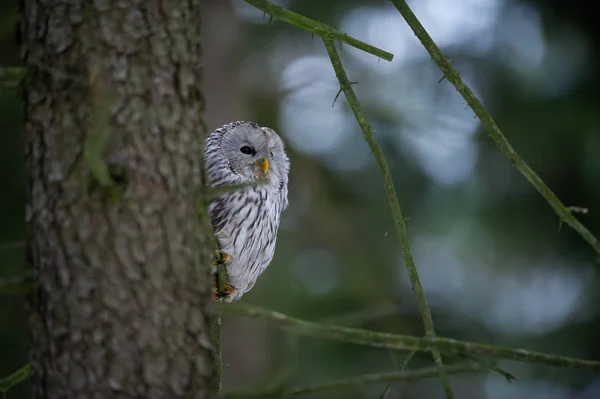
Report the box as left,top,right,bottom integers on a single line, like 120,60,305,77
1,0,599,398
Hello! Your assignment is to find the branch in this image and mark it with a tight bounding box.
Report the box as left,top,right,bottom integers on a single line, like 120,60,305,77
390,0,600,258
322,38,454,398
0,364,31,393
380,350,417,399
0,273,35,295
0,66,25,89
243,0,393,61
213,314,223,393
217,303,600,371
204,180,267,200
0,240,25,252
221,362,483,398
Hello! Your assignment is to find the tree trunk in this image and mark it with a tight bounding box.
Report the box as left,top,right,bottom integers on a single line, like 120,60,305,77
20,1,217,397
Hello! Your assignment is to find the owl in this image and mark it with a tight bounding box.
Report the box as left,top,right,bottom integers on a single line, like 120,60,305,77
204,121,290,302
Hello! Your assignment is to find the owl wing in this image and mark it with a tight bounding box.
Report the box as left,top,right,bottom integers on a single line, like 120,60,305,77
208,192,249,255
208,197,231,240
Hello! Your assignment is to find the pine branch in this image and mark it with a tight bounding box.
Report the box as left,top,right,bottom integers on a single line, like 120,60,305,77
217,303,600,371
243,0,393,61
322,38,454,399
221,362,483,398
390,0,600,258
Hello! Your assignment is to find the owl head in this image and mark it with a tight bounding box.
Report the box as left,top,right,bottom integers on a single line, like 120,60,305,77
205,121,290,190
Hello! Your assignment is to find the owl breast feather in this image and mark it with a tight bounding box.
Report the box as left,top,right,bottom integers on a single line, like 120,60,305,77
209,186,283,299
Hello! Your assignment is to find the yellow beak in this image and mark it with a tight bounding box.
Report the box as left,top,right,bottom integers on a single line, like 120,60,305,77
256,158,269,173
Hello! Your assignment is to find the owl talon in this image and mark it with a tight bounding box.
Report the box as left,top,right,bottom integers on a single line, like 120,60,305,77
212,281,236,301
212,251,229,265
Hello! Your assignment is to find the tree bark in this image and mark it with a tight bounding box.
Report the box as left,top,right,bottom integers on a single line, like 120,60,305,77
20,1,217,398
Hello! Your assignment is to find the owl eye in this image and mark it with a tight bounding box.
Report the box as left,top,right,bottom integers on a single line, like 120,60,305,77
270,151,274,158
240,146,255,155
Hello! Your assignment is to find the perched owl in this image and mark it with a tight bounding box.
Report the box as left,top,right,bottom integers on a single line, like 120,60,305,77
204,121,290,302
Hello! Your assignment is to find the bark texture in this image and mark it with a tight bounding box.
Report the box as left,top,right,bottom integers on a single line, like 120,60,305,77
20,0,217,397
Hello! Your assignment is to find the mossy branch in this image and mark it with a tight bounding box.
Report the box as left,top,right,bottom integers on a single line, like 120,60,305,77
220,362,484,398
390,0,600,258
322,38,454,399
0,241,31,295
217,303,600,371
0,66,26,89
213,313,223,393
196,192,225,391
0,240,24,252
0,364,31,394
243,0,393,61
204,180,267,200
0,273,35,295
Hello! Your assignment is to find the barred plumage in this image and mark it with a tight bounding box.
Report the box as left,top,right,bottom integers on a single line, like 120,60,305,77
205,121,290,302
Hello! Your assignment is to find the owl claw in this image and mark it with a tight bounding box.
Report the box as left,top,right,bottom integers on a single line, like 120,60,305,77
212,281,236,301
212,251,229,265
212,251,233,300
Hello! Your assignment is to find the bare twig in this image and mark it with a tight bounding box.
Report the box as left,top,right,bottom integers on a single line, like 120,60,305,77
322,39,454,398
390,0,600,258
0,240,25,252
380,350,417,398
221,362,483,398
0,272,35,295
217,303,600,371
205,180,266,200
213,314,223,393
0,66,25,89
0,364,31,394
243,0,393,61
321,302,399,326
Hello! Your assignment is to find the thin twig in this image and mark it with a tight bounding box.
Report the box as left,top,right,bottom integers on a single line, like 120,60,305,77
0,66,25,89
380,351,414,399
0,364,31,393
321,302,399,326
262,332,300,393
322,39,454,398
213,314,223,393
0,241,25,252
459,353,518,382
382,349,418,398
390,0,600,258
220,362,483,398
243,0,393,61
398,351,417,371
205,180,266,200
0,272,35,295
217,303,600,371
199,190,226,398
265,303,399,394
196,197,228,297
196,191,226,388
1,62,87,91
